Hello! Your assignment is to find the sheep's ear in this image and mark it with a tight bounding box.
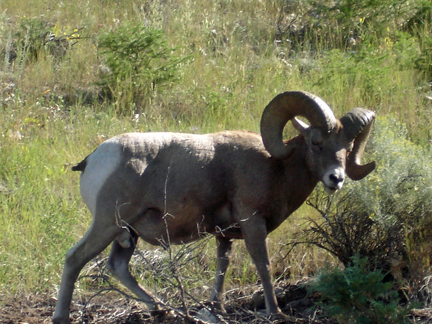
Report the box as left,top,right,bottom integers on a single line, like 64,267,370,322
291,117,309,136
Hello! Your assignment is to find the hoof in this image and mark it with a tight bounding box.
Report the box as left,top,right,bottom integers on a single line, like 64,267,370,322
256,310,291,323
269,312,291,323
52,318,71,324
150,308,176,321
197,308,220,323
204,301,226,314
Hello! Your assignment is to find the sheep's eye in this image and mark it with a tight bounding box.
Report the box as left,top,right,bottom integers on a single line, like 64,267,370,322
312,139,322,146
310,130,324,151
311,139,323,151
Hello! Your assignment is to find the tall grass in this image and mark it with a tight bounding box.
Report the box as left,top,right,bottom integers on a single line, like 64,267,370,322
0,0,431,305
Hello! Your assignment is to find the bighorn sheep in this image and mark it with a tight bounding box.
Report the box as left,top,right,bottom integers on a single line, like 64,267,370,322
53,91,375,323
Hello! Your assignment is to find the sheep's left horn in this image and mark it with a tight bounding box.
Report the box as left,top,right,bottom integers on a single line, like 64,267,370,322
260,91,337,159
341,108,376,180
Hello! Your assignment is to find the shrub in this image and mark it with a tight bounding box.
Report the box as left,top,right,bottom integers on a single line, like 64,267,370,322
416,32,432,78
307,254,413,324
13,17,52,62
97,21,187,115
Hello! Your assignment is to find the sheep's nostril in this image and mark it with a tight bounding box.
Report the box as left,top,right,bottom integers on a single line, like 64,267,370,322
329,174,341,184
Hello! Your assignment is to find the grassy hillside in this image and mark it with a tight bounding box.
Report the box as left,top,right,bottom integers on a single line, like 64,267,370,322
1,0,432,321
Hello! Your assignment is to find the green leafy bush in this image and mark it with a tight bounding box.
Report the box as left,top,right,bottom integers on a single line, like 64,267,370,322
307,254,413,324
275,0,431,80
416,33,432,78
8,17,82,66
14,17,51,62
97,21,187,114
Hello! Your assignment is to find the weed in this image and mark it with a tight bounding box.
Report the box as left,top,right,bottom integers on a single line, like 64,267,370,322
97,21,188,115
13,17,51,62
307,254,413,324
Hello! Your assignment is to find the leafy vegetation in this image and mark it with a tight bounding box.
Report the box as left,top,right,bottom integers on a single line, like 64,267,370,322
307,254,413,324
97,22,188,114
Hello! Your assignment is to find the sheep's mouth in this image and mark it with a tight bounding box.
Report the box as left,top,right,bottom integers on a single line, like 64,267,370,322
322,182,342,194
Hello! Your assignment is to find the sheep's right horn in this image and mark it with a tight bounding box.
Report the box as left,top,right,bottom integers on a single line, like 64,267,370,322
341,108,376,180
260,91,337,159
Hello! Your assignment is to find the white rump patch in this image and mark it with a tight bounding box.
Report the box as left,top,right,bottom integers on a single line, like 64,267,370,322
80,138,122,216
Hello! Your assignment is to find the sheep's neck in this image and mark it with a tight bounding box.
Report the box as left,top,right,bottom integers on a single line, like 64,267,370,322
267,137,318,233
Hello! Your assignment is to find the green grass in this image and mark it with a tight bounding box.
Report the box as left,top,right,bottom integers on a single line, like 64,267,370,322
0,0,431,306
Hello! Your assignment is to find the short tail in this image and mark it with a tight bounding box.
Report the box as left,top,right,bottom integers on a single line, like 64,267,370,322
71,158,87,172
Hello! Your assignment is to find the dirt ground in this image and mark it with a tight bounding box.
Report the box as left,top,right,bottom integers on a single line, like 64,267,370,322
2,282,432,324
0,282,330,324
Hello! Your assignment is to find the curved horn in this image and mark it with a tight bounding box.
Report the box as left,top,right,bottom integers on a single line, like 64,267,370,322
341,108,376,180
260,91,337,159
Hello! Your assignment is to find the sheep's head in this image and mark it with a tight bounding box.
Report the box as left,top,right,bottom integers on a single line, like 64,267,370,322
260,91,375,194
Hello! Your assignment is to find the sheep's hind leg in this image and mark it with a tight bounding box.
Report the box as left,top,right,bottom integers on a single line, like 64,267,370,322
53,223,119,324
106,230,159,311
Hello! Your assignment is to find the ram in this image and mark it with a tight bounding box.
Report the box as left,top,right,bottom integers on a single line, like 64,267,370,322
53,91,375,323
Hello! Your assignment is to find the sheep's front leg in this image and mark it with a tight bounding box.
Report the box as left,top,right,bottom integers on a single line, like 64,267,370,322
240,217,281,315
106,231,159,311
209,236,233,308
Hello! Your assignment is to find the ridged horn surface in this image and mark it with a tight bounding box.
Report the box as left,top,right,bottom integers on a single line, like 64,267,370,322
341,108,376,180
260,91,337,159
